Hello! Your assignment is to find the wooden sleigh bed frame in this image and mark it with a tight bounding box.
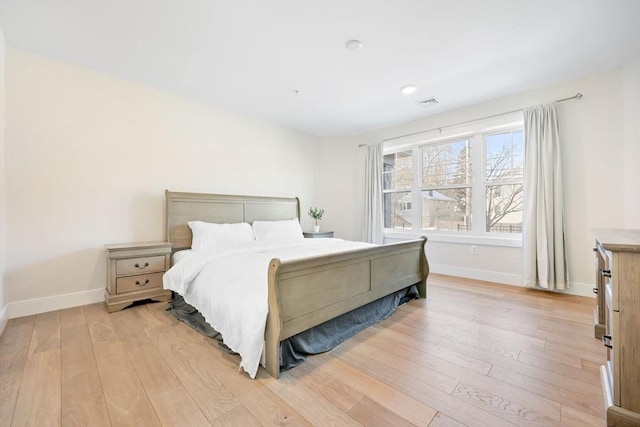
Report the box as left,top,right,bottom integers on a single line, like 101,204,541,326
165,190,429,378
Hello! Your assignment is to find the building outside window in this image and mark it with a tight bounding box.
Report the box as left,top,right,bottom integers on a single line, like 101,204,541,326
383,150,413,229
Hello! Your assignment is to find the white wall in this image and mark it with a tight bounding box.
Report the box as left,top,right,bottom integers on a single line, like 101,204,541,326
622,60,640,227
4,45,638,318
5,48,321,317
318,63,640,295
0,28,7,332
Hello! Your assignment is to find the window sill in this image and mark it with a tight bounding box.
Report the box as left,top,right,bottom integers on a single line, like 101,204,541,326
384,230,522,248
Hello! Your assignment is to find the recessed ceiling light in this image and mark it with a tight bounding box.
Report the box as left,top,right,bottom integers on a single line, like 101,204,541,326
401,85,417,95
345,40,362,51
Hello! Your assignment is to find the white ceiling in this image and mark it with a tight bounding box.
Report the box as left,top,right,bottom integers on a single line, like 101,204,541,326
1,1,639,137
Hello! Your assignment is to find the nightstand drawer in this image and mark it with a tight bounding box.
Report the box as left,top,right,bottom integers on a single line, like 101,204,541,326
116,272,164,294
106,241,172,312
116,256,166,275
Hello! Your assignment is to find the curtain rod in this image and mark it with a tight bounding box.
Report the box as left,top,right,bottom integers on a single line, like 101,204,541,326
359,92,583,147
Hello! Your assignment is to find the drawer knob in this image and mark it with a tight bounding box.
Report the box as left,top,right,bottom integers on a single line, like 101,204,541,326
135,279,150,286
602,334,613,349
134,262,150,269
593,287,598,294
601,269,611,278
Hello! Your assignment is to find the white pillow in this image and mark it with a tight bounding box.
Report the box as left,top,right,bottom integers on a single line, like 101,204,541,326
188,221,255,251
252,218,304,241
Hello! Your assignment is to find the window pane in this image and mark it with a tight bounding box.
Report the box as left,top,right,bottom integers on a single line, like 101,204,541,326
383,151,412,190
421,188,472,231
486,184,523,233
384,192,412,229
422,139,472,187
485,130,524,182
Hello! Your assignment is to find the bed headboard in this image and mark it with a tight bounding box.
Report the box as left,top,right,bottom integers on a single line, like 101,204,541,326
165,190,301,251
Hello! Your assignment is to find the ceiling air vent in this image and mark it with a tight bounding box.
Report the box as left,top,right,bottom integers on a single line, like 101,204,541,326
416,97,439,107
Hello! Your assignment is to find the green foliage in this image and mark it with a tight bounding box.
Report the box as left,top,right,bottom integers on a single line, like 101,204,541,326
307,207,324,223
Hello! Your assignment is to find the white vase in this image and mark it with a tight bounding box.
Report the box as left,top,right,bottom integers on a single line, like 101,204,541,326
313,225,320,233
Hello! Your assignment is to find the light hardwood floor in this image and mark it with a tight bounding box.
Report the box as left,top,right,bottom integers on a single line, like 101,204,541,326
0,274,607,426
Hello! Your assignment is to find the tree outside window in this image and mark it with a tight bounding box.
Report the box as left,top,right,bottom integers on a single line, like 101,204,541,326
485,130,524,233
421,139,472,231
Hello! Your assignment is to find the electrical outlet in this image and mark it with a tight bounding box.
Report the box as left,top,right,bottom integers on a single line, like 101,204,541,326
470,245,478,255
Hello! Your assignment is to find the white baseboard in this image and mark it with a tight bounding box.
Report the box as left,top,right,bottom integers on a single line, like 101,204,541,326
430,263,523,287
0,304,8,336
429,263,595,298
555,281,596,298
8,288,105,319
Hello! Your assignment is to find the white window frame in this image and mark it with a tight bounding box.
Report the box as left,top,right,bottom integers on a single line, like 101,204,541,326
383,114,524,247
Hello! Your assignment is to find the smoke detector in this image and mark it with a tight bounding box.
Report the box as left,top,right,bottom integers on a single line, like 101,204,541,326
345,40,362,51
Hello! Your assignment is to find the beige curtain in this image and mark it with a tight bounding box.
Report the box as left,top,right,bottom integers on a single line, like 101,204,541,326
523,104,569,290
363,142,384,244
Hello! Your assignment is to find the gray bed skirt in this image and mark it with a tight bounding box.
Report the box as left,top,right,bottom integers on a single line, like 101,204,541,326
167,285,419,373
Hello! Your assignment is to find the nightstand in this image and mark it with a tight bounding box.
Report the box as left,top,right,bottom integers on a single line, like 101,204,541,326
303,231,334,238
105,241,173,312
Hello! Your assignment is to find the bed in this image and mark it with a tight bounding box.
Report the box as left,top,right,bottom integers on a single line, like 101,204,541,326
163,190,429,379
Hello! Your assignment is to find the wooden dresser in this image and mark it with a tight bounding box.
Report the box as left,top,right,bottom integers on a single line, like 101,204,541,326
105,241,173,312
593,229,640,427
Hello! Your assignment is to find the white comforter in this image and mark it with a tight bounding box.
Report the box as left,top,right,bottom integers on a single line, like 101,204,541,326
163,238,374,378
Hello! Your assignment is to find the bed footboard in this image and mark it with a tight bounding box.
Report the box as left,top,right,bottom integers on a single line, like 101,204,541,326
264,237,428,378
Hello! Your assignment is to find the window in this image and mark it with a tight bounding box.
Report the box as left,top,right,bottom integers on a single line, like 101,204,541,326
421,139,472,231
383,150,413,229
485,130,524,233
383,125,524,237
